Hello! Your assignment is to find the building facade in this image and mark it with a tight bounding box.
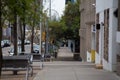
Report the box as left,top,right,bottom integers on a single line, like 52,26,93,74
80,0,120,75
80,0,96,61
95,0,120,72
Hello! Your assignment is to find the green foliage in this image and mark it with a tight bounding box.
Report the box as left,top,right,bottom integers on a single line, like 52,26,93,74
48,0,80,42
62,0,80,39
49,20,66,41
26,0,41,27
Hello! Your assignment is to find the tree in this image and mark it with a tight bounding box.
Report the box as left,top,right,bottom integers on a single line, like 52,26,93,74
48,2,80,42
62,0,80,40
26,0,42,53
49,20,66,42
19,0,34,52
6,0,30,55
0,0,12,76
0,0,36,75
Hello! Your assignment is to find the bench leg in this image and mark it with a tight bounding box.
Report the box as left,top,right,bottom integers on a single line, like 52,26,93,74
40,62,43,69
29,66,33,76
13,71,18,75
26,67,29,80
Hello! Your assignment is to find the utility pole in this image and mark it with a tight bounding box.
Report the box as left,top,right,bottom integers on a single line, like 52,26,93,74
45,18,49,54
49,0,51,20
39,0,43,55
45,0,51,54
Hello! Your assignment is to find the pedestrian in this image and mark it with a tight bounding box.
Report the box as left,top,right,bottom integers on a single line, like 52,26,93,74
70,43,73,52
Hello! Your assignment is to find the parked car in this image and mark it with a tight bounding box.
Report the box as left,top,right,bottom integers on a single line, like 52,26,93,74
17,40,21,45
2,40,11,47
1,41,4,48
25,40,30,44
32,44,40,53
17,40,30,45
8,47,21,56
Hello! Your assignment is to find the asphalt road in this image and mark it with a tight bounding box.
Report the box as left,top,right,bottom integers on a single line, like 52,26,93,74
2,44,31,56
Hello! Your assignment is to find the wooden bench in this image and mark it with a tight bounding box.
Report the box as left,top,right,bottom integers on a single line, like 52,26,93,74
44,54,51,62
32,53,44,69
2,55,33,80
32,54,42,62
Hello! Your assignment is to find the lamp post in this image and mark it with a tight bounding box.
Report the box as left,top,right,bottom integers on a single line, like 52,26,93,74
39,0,43,55
44,8,59,55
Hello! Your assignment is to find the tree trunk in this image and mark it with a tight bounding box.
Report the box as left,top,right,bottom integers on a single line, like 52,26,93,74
13,13,18,55
31,0,36,53
21,20,25,52
0,0,3,76
19,19,25,52
20,19,25,52
19,19,22,48
31,25,34,53
21,5,26,52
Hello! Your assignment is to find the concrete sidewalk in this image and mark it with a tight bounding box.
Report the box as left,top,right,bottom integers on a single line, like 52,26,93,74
33,47,120,80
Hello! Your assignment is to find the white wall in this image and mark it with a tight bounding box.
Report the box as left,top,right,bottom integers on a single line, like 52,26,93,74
96,0,119,71
103,8,118,71
95,52,100,64
116,32,120,43
110,7,120,71
95,10,104,65
96,0,114,13
87,51,91,62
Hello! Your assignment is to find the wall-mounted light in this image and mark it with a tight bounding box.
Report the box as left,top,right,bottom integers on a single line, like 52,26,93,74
101,22,104,26
92,3,96,7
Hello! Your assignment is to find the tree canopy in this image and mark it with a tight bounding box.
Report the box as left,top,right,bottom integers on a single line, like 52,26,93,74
49,0,80,41
0,0,43,75
62,0,80,40
48,0,80,44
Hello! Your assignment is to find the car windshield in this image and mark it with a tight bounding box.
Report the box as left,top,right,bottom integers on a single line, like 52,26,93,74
33,45,40,49
3,40,10,43
1,41,4,43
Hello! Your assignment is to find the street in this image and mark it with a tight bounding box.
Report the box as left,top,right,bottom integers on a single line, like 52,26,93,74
2,44,31,56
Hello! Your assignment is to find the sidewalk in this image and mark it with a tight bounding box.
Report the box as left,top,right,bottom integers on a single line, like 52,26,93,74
33,47,120,80
1,47,120,80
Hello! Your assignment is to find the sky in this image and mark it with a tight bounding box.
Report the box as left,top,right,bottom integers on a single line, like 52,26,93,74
43,0,65,17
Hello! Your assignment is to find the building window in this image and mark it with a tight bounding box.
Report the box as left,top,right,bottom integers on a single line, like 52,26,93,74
96,13,99,53
104,9,109,61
